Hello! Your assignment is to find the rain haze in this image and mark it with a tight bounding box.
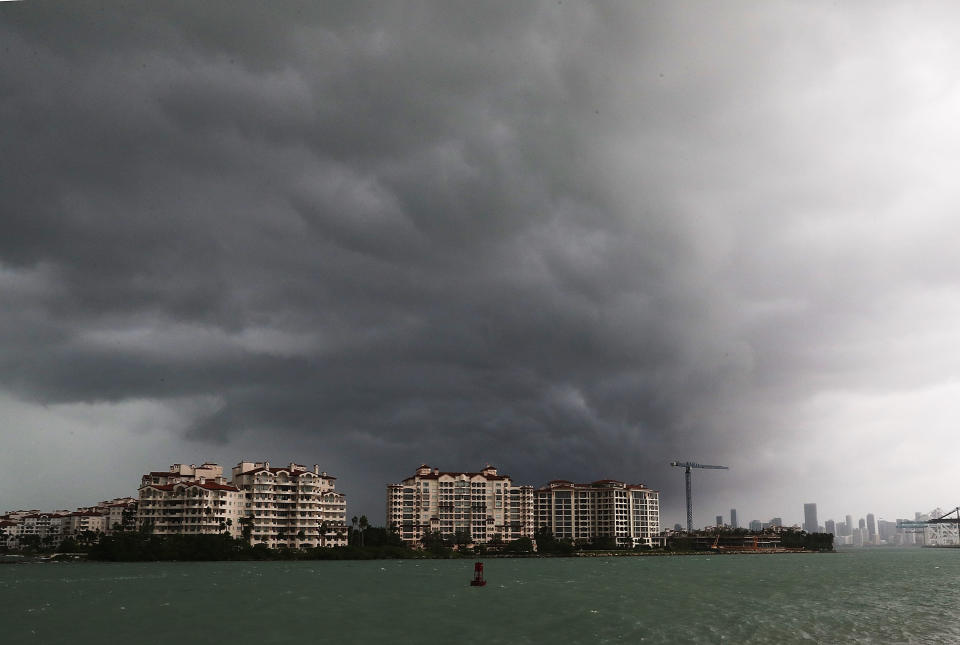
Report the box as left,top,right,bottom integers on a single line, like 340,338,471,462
3,1,960,529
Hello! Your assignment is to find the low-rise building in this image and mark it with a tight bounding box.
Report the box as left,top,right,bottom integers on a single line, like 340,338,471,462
534,479,660,548
102,501,137,534
387,464,534,547
0,519,19,548
64,510,106,536
16,512,69,546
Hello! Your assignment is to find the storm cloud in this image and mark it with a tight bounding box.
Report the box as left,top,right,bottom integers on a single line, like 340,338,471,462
3,1,960,526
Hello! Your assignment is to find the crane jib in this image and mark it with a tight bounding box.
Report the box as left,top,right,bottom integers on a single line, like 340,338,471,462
670,460,729,532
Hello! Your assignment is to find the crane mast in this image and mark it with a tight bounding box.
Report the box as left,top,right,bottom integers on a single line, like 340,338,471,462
670,461,729,532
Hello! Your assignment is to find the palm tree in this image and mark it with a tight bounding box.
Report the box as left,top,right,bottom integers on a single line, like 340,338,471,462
359,515,369,547
239,516,253,543
319,521,329,548
351,516,358,545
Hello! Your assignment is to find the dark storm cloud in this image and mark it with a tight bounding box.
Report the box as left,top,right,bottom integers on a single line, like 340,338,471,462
4,1,960,521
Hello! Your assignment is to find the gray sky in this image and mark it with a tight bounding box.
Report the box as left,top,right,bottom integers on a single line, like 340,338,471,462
3,1,960,529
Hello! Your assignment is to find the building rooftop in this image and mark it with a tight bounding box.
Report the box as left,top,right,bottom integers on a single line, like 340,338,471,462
235,466,335,479
142,481,240,492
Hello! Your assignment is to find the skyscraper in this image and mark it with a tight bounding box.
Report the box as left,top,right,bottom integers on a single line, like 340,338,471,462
845,514,853,536
730,508,738,529
804,503,818,533
716,514,723,527
867,513,876,543
878,519,896,541
825,519,835,535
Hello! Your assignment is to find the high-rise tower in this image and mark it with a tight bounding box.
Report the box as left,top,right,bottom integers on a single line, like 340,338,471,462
804,503,818,533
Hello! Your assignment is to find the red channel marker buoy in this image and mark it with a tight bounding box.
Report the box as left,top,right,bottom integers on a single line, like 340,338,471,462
470,561,487,586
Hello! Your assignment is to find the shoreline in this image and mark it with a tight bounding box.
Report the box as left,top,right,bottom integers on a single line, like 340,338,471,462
2,548,834,564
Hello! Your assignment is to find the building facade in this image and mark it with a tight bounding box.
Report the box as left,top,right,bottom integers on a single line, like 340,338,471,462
803,503,818,533
387,465,534,546
230,461,347,548
3,498,135,549
533,479,660,548
136,461,348,548
141,463,225,487
137,480,245,537
9,512,67,548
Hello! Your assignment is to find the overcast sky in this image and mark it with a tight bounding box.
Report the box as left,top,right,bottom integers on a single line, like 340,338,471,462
3,1,960,529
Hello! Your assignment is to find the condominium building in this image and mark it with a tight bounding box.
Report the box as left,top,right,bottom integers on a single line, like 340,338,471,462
141,463,226,487
230,461,347,548
102,500,137,534
534,479,660,547
3,499,135,548
387,464,534,546
0,519,18,549
64,510,107,536
135,461,347,547
137,478,246,538
12,512,67,547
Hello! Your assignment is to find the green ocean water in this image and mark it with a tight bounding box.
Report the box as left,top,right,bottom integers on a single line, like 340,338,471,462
2,548,959,644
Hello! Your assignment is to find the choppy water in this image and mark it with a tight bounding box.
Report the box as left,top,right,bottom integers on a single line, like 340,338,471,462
2,548,959,644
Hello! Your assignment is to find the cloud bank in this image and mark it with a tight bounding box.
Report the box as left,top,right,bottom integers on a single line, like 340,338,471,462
3,1,960,525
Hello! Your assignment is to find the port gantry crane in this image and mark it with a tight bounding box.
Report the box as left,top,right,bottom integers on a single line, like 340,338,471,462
670,461,729,532
897,507,960,544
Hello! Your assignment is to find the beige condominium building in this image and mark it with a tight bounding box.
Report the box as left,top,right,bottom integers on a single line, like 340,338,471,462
9,512,67,547
137,463,246,538
137,461,348,548
230,461,347,548
534,479,660,547
387,464,534,546
3,496,136,549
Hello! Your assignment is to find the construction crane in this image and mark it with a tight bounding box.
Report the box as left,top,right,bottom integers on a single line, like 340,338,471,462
670,461,729,532
897,508,960,534
898,507,960,545
935,507,960,523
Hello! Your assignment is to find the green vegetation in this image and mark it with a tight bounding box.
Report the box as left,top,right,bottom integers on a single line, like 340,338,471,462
664,529,835,553
534,526,576,555
780,531,835,551
20,520,833,562
88,531,423,562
